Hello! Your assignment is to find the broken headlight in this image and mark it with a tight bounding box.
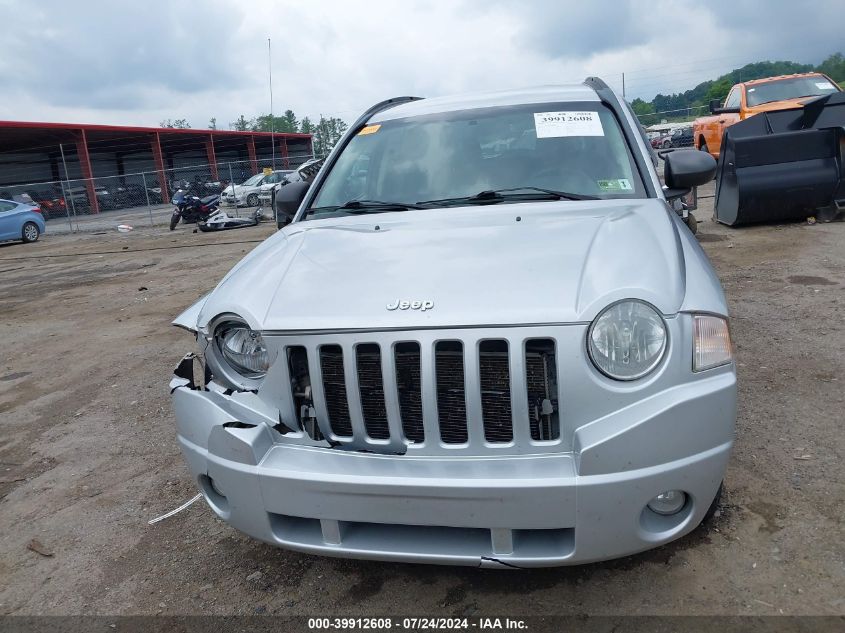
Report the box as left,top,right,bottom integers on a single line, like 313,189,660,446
587,300,667,381
215,321,270,379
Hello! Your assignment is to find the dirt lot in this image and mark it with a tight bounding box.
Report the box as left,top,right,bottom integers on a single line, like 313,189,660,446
0,193,843,618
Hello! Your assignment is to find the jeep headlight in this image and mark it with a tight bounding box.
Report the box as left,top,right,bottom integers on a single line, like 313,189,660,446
588,300,667,380
215,321,269,378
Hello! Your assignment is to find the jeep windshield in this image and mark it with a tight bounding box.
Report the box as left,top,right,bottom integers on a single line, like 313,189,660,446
745,75,840,107
306,102,646,218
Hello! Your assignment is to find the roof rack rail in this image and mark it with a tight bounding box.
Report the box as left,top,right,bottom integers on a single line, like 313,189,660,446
351,96,424,131
583,77,609,91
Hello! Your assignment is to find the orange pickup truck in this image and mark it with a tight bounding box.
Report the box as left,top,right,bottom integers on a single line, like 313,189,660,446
693,72,841,159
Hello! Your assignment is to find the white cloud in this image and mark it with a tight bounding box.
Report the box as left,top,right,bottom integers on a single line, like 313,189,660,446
0,0,841,128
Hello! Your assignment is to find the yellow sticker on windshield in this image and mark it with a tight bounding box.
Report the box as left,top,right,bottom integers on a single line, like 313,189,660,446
358,124,381,136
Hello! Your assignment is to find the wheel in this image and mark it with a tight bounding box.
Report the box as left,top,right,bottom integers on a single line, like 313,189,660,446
662,140,671,149
685,211,698,235
169,214,179,231
22,221,40,243
246,193,259,207
700,141,709,155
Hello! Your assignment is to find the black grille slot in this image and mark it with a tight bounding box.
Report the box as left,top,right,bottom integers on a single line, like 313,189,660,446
395,342,423,443
479,340,513,443
319,345,353,437
435,341,468,444
525,339,560,441
356,344,389,440
287,346,322,440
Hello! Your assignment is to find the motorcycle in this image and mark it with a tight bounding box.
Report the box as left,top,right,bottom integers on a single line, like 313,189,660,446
169,190,221,230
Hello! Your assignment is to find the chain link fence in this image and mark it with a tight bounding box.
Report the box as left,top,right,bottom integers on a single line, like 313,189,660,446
0,152,314,234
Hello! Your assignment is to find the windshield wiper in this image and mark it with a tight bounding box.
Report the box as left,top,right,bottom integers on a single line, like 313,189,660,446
307,199,425,216
421,187,598,207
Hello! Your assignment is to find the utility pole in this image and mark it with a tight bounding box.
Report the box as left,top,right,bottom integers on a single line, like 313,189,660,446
622,72,626,99
319,113,327,158
269,37,275,171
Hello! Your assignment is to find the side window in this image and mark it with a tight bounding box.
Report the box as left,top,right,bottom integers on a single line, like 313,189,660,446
0,201,15,212
724,88,741,109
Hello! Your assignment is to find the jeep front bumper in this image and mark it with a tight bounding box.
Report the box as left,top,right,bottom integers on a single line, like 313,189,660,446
171,358,734,568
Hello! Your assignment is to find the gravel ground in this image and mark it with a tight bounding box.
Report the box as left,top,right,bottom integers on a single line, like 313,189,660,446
0,190,843,617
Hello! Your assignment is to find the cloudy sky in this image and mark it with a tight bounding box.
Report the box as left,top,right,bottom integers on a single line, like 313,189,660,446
0,0,842,129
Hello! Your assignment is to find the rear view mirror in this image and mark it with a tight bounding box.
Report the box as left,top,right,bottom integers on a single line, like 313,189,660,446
274,180,310,226
709,99,722,114
663,150,717,198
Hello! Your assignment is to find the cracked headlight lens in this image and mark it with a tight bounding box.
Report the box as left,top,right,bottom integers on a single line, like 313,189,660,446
588,300,667,381
216,322,269,379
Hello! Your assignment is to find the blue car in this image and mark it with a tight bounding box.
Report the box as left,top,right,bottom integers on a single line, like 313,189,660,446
0,198,46,244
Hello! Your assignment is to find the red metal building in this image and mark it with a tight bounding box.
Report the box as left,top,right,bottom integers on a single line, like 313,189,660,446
0,121,313,213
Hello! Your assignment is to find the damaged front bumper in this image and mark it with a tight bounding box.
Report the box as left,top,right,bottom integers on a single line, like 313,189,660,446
170,353,734,568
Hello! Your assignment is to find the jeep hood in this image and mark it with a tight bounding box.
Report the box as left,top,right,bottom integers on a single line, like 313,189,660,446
186,199,717,332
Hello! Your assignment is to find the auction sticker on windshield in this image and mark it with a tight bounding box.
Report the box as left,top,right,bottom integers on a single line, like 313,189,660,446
534,111,604,138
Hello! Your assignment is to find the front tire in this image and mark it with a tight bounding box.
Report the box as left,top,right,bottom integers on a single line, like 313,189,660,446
685,211,698,235
169,214,179,231
700,141,709,155
22,222,40,243
246,193,258,207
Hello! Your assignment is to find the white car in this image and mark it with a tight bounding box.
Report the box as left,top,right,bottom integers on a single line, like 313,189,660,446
257,170,294,207
222,170,290,207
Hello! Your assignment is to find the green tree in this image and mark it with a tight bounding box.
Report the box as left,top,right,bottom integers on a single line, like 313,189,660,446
230,115,253,131
208,117,217,130
816,52,845,84
160,118,191,128
251,110,301,133
629,98,657,126
312,116,348,158
299,116,315,135
281,110,299,133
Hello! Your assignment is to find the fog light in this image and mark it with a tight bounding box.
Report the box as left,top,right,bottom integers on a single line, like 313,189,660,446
208,477,225,498
647,490,686,515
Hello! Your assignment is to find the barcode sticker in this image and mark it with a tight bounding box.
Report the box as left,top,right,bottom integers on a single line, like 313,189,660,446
534,111,604,138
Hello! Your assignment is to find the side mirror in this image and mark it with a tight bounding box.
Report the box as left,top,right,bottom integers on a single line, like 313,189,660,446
274,180,309,225
663,150,717,199
709,99,721,114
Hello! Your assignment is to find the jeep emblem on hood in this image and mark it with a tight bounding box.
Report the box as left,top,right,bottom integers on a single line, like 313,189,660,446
387,299,434,312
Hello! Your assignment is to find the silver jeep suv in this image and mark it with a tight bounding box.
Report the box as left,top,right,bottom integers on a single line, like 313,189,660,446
170,78,734,568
